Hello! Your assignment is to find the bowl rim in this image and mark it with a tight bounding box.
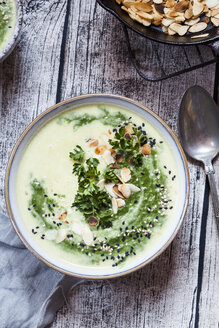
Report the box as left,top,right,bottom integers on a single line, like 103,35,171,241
5,94,190,279
0,0,23,63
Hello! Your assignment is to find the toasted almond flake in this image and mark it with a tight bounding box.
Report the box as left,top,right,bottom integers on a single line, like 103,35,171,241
174,0,189,12
56,229,68,243
169,22,189,35
168,26,177,34
81,225,93,246
116,0,122,4
118,184,131,198
127,184,141,192
211,8,219,16
153,0,163,4
71,220,84,236
166,0,175,8
185,6,193,19
103,149,114,164
193,2,204,16
45,229,57,241
137,11,154,19
112,197,118,214
121,167,131,182
95,145,107,155
162,17,175,26
108,129,112,135
131,1,153,12
58,211,67,220
105,183,117,198
185,17,200,25
109,148,117,157
189,21,207,33
113,185,124,198
142,143,151,155
97,179,105,190
117,199,126,207
89,140,98,147
190,32,209,38
205,0,218,9
211,17,219,26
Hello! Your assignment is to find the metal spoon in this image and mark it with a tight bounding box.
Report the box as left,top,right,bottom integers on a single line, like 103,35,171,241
179,85,219,222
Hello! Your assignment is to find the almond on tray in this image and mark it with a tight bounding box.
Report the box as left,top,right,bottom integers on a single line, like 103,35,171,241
116,0,219,36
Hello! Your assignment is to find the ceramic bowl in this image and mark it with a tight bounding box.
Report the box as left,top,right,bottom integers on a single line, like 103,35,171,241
5,94,189,279
0,0,23,63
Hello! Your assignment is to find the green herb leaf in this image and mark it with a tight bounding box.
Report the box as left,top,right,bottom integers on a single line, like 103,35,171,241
69,145,85,162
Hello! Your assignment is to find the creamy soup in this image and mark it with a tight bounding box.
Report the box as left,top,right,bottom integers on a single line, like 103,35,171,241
0,0,16,52
16,104,180,269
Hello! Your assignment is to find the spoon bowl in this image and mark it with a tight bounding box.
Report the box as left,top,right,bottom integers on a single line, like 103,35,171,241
179,85,219,221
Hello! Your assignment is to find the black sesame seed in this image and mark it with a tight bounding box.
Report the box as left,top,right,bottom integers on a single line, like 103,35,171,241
117,255,120,259
32,204,36,208
53,221,56,224
129,234,132,237
44,194,48,197
111,256,115,260
42,234,45,237
101,254,104,257
122,237,125,242
113,128,117,132
48,214,50,217
134,200,138,204
133,124,136,127
120,227,122,232
36,226,39,229
45,214,47,217
143,131,146,135
138,126,141,130
138,239,141,243
169,170,171,174
54,193,57,196
41,237,44,240
102,259,105,262
93,237,97,241
160,141,163,143
142,123,145,127
133,252,136,255
141,172,145,175
122,221,125,225
125,251,129,256
52,213,55,217
32,229,35,233
117,249,120,253
170,206,173,209
125,226,128,230
140,234,143,238
53,204,56,207
164,166,167,169
28,208,31,211
92,249,95,253
132,225,134,229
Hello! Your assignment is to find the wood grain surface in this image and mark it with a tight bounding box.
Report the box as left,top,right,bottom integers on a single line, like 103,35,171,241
0,1,218,327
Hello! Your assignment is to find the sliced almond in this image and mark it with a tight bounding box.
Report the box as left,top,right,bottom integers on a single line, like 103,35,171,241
211,8,219,16
97,179,105,190
185,7,193,19
118,184,131,198
121,167,131,182
113,184,124,198
105,182,118,198
168,26,177,34
162,17,175,26
126,184,141,193
142,143,151,155
112,197,118,214
103,149,114,164
204,0,218,9
185,17,200,25
174,0,189,12
192,2,204,16
166,0,175,8
153,0,163,4
188,22,207,33
191,32,209,38
110,163,120,169
95,145,107,155
58,211,67,220
132,1,153,12
109,148,117,157
56,229,67,243
117,198,126,207
45,229,57,241
169,22,189,35
211,17,219,26
81,225,93,246
89,140,98,147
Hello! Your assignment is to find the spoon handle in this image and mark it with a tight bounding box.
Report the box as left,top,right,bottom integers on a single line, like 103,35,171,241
205,163,219,219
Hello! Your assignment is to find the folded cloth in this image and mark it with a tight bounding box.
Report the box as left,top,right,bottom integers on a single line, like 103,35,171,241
0,212,83,328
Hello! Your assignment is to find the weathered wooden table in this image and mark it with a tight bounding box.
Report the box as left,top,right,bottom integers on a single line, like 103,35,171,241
0,1,218,327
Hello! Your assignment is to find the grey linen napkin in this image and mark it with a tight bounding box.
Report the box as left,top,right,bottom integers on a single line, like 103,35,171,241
0,212,83,328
